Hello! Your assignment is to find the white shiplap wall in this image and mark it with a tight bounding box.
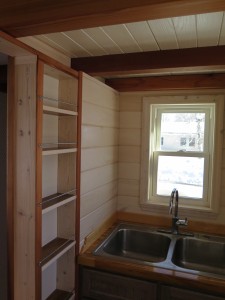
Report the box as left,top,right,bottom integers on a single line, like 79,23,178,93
118,91,225,224
118,94,142,214
80,74,119,245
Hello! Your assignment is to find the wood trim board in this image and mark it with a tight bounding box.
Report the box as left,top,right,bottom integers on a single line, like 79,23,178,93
106,73,225,92
2,0,225,37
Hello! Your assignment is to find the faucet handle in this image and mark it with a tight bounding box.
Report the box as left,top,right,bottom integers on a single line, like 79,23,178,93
169,199,173,215
176,217,188,226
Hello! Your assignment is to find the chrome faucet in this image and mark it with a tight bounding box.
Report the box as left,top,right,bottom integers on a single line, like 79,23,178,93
169,188,188,234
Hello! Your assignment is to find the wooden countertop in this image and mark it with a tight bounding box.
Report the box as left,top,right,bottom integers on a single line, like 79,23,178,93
78,219,225,297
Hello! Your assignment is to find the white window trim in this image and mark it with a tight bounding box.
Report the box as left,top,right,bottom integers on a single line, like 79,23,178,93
140,95,224,219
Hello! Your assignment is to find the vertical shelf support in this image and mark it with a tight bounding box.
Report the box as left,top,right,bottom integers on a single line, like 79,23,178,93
14,55,37,299
36,60,45,300
75,71,83,297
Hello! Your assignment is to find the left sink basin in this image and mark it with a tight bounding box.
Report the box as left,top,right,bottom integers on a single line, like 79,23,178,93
94,224,171,263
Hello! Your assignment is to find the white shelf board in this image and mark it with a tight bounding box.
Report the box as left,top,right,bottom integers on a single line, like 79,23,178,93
42,148,77,155
42,195,76,214
41,240,76,271
43,105,78,116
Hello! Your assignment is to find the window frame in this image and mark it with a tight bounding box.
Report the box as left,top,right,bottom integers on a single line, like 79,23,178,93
151,104,213,206
140,95,224,217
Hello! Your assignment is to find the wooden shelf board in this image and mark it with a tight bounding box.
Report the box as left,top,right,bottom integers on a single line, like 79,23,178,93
42,147,77,155
41,237,75,270
43,105,78,116
42,193,76,213
46,289,73,300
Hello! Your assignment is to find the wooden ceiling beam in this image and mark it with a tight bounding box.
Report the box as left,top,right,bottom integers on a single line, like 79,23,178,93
2,0,225,37
105,73,225,92
71,46,225,76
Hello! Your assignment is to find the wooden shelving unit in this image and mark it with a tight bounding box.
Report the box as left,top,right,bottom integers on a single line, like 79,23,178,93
36,61,81,300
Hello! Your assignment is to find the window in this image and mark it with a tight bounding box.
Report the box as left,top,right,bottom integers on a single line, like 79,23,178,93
141,96,224,215
152,105,212,202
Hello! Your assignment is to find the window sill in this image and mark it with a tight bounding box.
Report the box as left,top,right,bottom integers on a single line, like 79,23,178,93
140,202,219,220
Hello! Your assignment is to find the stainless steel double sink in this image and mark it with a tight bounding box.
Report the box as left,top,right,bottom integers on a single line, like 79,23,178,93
93,223,225,280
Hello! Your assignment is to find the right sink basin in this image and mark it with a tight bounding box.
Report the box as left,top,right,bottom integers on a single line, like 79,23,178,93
172,236,225,276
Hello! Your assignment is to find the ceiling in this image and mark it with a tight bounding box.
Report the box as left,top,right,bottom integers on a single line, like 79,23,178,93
34,11,225,59
2,0,225,81
27,11,225,81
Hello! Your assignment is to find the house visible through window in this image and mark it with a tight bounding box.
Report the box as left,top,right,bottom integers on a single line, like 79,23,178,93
180,137,186,146
140,96,224,214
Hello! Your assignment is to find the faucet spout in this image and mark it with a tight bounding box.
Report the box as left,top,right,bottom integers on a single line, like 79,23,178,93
169,188,176,215
169,188,187,234
174,189,179,218
169,188,178,217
